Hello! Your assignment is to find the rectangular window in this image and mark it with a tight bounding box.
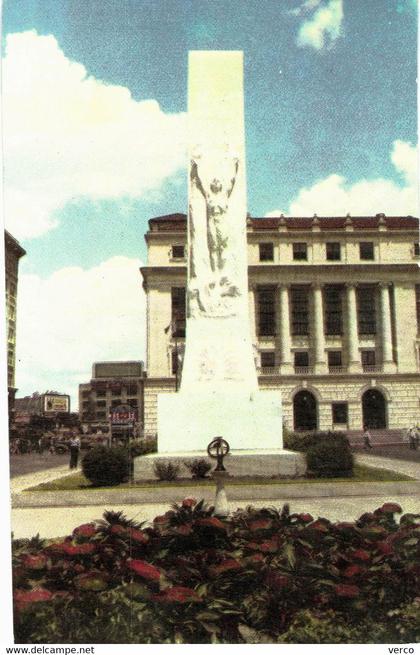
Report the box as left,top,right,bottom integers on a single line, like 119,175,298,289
257,286,276,336
357,286,376,334
293,242,308,261
259,242,274,261
414,243,420,257
260,351,275,367
96,400,106,408
171,287,186,337
324,285,343,335
126,383,137,395
82,391,90,399
359,242,374,260
172,245,185,259
361,350,376,368
416,285,420,333
96,390,106,398
328,351,342,369
326,242,341,261
294,351,309,368
332,402,348,424
111,399,121,408
291,286,310,335
128,398,138,407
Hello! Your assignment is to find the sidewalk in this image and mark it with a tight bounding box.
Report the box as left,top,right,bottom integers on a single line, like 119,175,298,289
9,453,420,539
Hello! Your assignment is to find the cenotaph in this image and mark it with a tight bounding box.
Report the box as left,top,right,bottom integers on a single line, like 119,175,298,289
157,51,285,457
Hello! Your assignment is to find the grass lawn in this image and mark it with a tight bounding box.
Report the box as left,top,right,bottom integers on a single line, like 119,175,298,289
24,463,414,492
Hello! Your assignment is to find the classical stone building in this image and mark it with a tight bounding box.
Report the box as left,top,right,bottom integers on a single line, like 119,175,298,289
79,361,145,434
5,230,26,417
141,212,420,437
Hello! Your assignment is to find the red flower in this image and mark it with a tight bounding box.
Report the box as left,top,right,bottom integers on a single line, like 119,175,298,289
128,559,161,581
182,498,197,508
298,513,314,523
376,541,393,555
195,517,226,530
14,588,53,611
380,503,402,514
22,554,48,570
249,519,273,531
153,515,168,525
153,586,202,603
110,524,128,536
334,584,360,598
309,520,329,533
343,564,363,578
174,524,192,536
258,539,278,553
266,571,290,590
73,523,97,538
208,559,242,577
47,542,95,556
352,549,370,561
129,528,149,544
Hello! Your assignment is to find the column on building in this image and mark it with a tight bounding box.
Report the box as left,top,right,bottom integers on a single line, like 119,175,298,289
313,283,327,374
278,284,293,374
379,282,397,372
346,283,361,372
248,286,259,370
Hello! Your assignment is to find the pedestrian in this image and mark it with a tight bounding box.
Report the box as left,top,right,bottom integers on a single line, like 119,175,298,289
363,427,373,450
69,435,81,469
408,426,416,450
38,437,44,455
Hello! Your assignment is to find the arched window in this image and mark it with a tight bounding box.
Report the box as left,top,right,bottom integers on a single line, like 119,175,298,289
293,390,317,431
362,389,387,429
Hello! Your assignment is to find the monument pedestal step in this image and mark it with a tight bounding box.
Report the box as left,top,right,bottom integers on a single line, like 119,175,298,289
133,449,306,481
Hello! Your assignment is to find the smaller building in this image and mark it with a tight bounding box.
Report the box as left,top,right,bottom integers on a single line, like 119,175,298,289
15,392,71,420
79,361,145,437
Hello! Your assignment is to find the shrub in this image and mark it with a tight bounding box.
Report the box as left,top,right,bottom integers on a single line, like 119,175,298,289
306,441,353,477
153,460,180,481
184,458,212,479
129,438,157,457
284,431,349,452
82,446,129,486
12,501,420,643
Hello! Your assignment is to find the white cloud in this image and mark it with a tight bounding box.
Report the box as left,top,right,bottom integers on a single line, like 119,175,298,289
15,256,146,410
266,140,419,217
289,0,322,17
296,0,343,50
2,31,187,239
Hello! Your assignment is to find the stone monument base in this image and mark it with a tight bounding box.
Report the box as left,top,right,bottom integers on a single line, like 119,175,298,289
157,388,283,453
133,449,306,481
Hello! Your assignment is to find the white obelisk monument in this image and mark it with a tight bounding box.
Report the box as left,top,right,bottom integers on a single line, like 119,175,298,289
158,51,283,453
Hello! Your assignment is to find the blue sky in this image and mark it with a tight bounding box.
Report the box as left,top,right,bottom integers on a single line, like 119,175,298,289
2,0,418,406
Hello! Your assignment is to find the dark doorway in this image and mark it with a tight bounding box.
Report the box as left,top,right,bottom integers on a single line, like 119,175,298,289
293,390,317,431
362,389,387,429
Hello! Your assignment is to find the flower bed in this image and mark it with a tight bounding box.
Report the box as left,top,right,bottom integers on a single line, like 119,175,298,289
12,501,420,643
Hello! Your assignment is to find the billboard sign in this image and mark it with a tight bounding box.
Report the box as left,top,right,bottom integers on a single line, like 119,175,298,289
110,404,137,425
43,394,70,414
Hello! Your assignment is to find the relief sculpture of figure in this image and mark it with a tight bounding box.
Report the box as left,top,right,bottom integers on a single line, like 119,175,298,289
188,150,241,318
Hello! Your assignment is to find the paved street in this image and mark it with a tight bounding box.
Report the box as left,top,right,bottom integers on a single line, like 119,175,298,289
9,453,70,477
9,453,420,539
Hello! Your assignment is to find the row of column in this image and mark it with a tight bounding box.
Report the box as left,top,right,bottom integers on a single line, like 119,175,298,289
249,283,396,375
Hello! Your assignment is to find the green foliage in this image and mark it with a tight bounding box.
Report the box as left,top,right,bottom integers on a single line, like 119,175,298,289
284,431,349,452
306,441,353,477
153,460,180,481
284,431,353,478
184,458,212,479
81,446,129,486
129,438,157,457
12,501,420,644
